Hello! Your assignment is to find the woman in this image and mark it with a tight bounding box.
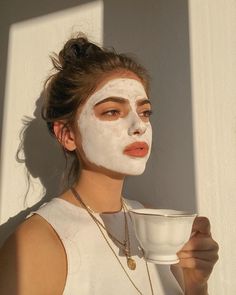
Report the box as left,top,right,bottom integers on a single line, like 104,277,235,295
0,35,218,295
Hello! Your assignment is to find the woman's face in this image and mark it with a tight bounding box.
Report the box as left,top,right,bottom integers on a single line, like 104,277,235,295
74,71,152,176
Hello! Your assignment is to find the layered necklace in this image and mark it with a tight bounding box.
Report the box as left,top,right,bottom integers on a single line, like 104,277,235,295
71,187,154,295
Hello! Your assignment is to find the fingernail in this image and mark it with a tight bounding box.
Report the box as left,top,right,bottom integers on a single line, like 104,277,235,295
190,231,197,237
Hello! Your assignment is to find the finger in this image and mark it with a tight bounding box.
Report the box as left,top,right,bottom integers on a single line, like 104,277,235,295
192,216,211,236
180,236,219,252
177,257,214,271
177,250,219,263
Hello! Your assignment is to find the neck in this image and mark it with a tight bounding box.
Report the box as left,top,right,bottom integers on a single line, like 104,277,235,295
73,168,125,213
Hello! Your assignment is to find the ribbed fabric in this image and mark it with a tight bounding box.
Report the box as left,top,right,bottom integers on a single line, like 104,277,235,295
26,198,184,295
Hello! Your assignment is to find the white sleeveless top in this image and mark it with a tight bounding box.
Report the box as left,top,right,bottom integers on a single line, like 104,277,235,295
27,198,184,295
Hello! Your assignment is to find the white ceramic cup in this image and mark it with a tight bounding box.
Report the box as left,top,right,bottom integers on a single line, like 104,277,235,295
129,208,197,265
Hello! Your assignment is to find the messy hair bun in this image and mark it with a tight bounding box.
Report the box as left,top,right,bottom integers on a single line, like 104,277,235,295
42,33,150,184
57,36,103,70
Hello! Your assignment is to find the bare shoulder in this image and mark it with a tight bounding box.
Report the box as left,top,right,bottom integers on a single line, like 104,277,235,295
0,214,67,295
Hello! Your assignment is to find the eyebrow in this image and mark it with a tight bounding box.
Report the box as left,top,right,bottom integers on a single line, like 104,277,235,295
94,97,151,107
137,99,151,107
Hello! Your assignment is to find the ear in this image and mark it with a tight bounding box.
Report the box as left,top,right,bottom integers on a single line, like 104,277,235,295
53,121,77,151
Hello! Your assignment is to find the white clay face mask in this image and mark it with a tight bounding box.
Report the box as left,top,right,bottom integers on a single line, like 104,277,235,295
77,78,152,175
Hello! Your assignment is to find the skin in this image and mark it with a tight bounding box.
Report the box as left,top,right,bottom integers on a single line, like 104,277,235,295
0,70,219,295
173,217,219,294
76,78,152,175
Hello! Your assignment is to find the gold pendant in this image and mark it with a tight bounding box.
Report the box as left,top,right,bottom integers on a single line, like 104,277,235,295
127,257,136,270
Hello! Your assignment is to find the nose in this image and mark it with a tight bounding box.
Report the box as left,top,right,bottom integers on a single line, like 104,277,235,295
127,113,147,136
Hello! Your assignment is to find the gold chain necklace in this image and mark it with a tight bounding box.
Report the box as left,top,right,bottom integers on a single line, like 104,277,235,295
71,187,154,295
71,187,136,270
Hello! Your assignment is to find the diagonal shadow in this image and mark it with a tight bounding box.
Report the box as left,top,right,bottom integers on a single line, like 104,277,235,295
0,0,96,247
103,0,196,211
0,0,96,174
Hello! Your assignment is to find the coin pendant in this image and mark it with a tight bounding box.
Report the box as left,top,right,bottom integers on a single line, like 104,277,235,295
127,258,136,270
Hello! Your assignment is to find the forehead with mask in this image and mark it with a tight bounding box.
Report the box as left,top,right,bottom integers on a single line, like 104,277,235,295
77,77,153,176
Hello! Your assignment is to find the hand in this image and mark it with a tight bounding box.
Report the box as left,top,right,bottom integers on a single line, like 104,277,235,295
177,216,219,294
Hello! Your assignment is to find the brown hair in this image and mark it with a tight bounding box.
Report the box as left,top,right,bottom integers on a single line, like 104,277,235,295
42,33,150,186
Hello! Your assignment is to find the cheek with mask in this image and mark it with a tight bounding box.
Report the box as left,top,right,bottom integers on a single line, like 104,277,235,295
77,78,152,175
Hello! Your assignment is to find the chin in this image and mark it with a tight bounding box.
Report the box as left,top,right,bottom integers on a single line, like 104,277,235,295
93,164,146,179
110,164,147,177
124,168,146,176
87,156,149,178
103,158,148,177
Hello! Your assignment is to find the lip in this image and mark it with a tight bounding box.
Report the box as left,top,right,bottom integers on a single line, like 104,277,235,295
123,142,149,158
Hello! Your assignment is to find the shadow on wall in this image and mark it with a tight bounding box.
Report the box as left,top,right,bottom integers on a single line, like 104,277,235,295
0,0,94,162
103,0,196,211
0,92,75,247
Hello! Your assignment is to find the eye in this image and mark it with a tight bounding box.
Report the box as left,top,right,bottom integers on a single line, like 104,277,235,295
101,109,121,117
139,110,153,118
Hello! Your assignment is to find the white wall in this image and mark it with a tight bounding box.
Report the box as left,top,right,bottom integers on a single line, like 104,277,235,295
0,0,103,238
188,1,236,294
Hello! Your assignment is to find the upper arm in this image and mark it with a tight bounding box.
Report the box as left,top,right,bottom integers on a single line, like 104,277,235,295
0,215,67,295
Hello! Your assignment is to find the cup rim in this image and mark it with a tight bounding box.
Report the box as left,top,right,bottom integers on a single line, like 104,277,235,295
129,208,197,218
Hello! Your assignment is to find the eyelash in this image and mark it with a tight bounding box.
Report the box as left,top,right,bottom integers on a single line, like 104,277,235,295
102,110,121,116
140,110,153,117
101,109,153,118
